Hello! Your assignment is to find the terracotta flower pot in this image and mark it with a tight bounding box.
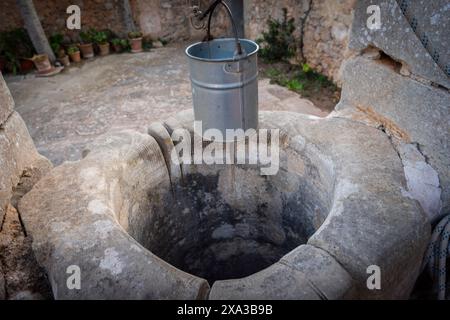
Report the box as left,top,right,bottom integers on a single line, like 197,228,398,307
129,37,143,53
69,51,81,63
98,42,110,56
113,44,123,53
58,48,66,59
79,43,94,59
20,59,34,73
59,55,70,67
0,56,6,73
31,54,52,73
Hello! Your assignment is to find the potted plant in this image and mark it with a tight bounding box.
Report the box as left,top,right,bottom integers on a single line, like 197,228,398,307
128,31,143,53
20,58,34,72
3,52,20,74
50,33,64,56
93,30,110,56
0,28,36,74
111,38,128,53
31,54,52,73
50,33,70,67
79,29,95,59
67,45,81,62
59,53,70,67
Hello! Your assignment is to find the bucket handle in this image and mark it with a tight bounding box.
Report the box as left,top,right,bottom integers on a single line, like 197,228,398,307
200,0,244,57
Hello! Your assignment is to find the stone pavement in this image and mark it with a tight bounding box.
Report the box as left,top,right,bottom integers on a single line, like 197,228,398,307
5,43,328,165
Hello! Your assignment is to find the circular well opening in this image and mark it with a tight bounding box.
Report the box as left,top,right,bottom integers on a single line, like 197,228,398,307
125,143,334,284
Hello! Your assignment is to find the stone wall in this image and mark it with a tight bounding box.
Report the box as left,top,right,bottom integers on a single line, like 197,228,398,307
133,0,231,41
1,0,127,39
0,1,354,82
244,0,310,41
0,0,230,42
302,0,355,83
244,0,356,82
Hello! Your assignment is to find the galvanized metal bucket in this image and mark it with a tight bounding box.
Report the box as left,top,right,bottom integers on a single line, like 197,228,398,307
186,38,259,137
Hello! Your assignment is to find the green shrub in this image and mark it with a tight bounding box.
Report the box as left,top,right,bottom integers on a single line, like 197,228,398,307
128,31,143,39
50,33,65,57
111,38,121,46
80,28,96,43
256,8,297,63
67,46,79,55
119,39,129,48
287,79,304,91
265,67,281,78
92,31,108,44
111,38,130,52
263,62,336,96
0,28,35,74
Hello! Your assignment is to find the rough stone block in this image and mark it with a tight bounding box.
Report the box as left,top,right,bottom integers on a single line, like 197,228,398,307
0,73,14,125
0,112,52,229
336,56,450,216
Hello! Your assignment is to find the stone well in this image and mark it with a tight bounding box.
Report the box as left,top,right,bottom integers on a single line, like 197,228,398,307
18,110,430,299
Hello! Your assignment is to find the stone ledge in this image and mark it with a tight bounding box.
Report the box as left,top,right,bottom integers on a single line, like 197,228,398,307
279,244,355,299
210,262,323,300
210,244,356,300
19,130,209,299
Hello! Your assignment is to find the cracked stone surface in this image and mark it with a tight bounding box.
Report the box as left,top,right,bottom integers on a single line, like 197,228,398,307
5,43,328,166
335,56,450,219
397,143,442,222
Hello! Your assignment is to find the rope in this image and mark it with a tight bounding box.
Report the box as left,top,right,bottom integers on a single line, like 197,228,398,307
421,214,450,299
396,0,449,76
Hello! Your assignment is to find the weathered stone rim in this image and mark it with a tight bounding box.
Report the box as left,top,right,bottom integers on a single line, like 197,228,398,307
18,111,430,299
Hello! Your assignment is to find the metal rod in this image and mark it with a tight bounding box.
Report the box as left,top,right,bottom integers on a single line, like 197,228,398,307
225,0,244,38
205,0,242,55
